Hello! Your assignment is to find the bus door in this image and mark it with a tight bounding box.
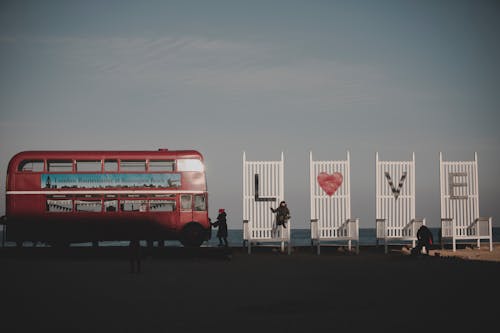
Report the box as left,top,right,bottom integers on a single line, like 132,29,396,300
179,194,193,226
192,193,207,223
179,194,208,224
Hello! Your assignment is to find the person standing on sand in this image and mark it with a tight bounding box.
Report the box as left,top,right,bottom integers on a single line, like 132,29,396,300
414,225,434,255
129,238,142,273
211,208,228,247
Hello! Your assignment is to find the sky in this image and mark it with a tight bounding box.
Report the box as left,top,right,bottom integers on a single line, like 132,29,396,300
1,0,499,229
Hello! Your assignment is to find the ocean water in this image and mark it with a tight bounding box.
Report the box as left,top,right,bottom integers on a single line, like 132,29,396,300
210,227,500,247
1,227,499,248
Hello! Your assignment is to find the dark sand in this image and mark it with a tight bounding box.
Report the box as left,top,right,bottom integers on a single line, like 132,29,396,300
1,245,500,332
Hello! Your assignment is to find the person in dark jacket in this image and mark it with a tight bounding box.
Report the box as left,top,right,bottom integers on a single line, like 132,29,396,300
413,225,434,255
129,238,141,273
211,208,228,247
271,201,290,229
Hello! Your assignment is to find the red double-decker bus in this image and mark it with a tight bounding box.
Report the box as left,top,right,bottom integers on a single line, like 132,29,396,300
4,149,210,247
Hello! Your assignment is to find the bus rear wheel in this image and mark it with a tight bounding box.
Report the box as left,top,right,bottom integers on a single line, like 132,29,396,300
180,224,205,248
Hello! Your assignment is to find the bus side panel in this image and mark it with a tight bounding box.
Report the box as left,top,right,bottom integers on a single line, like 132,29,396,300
192,210,210,229
8,194,45,217
10,173,41,191
7,216,179,243
6,194,47,242
181,172,206,191
179,209,193,231
6,197,180,243
150,212,177,230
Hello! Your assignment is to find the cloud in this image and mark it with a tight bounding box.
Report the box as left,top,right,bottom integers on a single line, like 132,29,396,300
39,36,263,74
32,35,388,108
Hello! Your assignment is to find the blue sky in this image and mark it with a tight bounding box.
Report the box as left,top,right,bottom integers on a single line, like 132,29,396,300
1,0,499,228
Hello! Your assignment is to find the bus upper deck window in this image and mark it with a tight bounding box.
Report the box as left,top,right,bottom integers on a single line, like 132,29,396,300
77,160,102,172
18,160,44,172
121,160,146,172
149,160,174,172
48,160,73,172
104,160,118,172
177,159,204,172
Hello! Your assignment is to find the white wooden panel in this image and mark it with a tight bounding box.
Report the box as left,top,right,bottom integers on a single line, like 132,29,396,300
439,152,492,251
310,151,357,241
440,153,479,238
310,151,359,254
375,152,418,240
243,152,289,242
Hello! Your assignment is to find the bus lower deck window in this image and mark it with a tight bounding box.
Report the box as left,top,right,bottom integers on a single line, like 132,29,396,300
149,200,175,212
104,200,118,212
46,199,73,212
76,200,102,212
121,200,147,212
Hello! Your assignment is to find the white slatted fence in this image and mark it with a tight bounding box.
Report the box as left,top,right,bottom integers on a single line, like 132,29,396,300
243,152,291,254
439,152,492,251
310,151,359,254
376,152,425,254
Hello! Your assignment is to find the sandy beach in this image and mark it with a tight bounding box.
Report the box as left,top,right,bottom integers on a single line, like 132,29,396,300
428,245,500,262
1,244,499,332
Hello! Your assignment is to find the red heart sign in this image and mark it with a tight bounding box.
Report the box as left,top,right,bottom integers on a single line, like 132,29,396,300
317,172,343,196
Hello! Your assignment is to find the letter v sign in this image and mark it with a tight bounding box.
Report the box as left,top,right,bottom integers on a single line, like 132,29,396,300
384,171,407,199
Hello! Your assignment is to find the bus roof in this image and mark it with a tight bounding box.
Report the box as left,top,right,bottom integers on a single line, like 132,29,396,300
8,149,204,170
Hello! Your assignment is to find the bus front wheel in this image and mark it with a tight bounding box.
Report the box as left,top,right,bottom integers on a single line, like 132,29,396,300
180,223,205,248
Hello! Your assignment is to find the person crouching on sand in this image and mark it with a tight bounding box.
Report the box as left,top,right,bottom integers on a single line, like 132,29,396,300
413,225,434,256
